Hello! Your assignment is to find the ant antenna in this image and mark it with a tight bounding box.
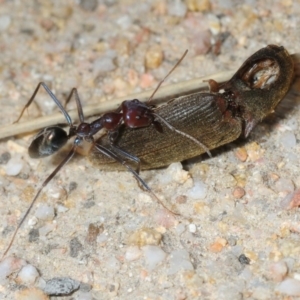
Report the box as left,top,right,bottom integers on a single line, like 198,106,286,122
147,49,188,104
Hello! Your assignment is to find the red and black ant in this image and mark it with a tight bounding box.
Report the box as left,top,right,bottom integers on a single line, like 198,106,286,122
3,50,211,257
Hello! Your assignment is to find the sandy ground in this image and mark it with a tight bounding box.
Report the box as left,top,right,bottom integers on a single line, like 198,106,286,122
0,0,300,299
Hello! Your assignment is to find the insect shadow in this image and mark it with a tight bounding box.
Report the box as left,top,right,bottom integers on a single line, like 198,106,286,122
3,50,211,257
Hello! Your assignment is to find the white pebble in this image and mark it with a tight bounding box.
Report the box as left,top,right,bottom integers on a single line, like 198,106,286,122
116,15,132,29
39,223,55,237
280,131,296,149
0,15,11,31
159,162,189,184
35,204,55,221
125,246,142,261
142,245,167,270
56,204,69,213
0,256,27,281
93,52,117,74
5,157,23,176
28,216,38,227
97,233,108,244
276,278,300,296
168,0,187,17
188,224,197,233
17,264,39,285
74,291,93,300
105,256,120,272
168,249,194,275
187,180,207,199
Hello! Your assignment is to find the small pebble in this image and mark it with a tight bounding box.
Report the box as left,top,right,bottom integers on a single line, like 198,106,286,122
4,156,23,176
168,249,194,275
93,52,117,75
140,73,155,89
280,131,296,149
165,162,190,184
207,14,221,35
233,187,245,199
69,237,83,258
276,278,300,296
97,233,108,244
154,209,178,228
79,0,98,11
175,223,186,235
0,152,11,164
0,15,11,31
192,30,212,55
269,261,288,282
116,16,132,30
142,245,167,270
187,180,207,199
145,44,163,69
29,228,40,243
38,223,56,237
15,287,49,300
235,147,248,162
128,228,162,247
185,0,211,12
0,256,27,281
85,223,103,245
176,195,187,204
69,181,78,193
35,204,55,221
17,264,40,285
274,178,294,194
283,189,300,209
238,254,250,265
43,277,80,296
167,0,187,17
125,246,142,261
105,256,120,272
188,224,196,233
246,142,261,161
209,237,227,253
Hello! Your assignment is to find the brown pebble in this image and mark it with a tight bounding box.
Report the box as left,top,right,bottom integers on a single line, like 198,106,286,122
128,227,162,247
185,0,211,12
145,45,163,69
176,195,187,204
235,147,248,162
209,237,227,253
287,189,300,209
15,287,49,300
233,187,246,199
85,223,104,245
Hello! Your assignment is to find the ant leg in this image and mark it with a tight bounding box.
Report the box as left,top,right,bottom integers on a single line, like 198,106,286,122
108,130,141,173
110,144,141,174
15,82,73,125
64,88,85,123
2,146,77,258
153,113,212,158
93,143,179,215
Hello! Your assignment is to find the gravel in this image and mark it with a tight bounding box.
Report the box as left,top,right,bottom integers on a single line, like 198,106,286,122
0,0,300,299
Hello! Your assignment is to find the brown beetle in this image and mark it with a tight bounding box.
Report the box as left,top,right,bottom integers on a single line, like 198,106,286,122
90,45,294,170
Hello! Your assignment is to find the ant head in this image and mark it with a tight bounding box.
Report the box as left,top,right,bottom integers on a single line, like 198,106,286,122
29,126,69,158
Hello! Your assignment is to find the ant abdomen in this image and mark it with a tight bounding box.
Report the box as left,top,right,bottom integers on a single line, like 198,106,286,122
29,126,68,158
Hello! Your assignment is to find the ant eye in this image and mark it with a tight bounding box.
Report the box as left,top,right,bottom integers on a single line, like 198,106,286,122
29,126,68,158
